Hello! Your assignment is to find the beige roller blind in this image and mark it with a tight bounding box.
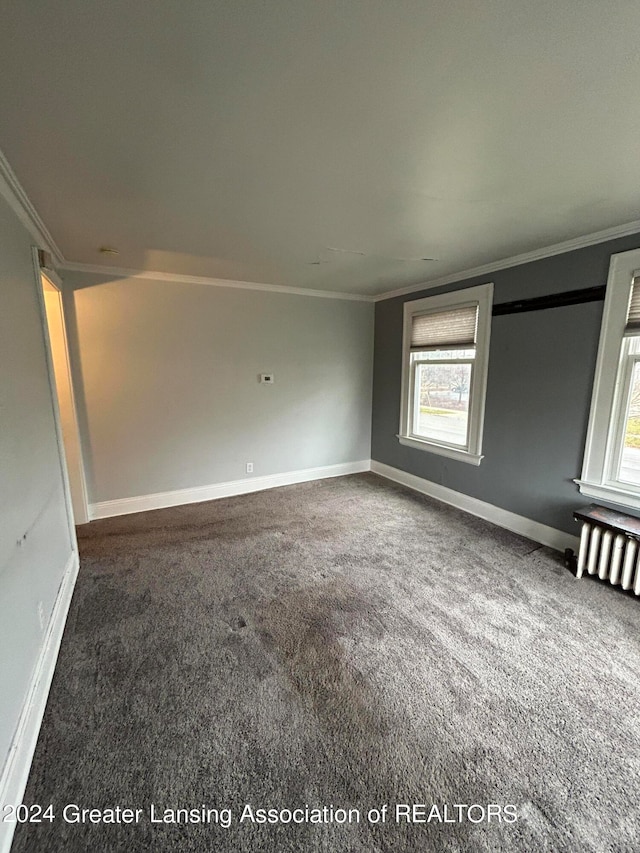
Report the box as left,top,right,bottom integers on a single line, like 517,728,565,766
411,305,478,351
626,277,640,333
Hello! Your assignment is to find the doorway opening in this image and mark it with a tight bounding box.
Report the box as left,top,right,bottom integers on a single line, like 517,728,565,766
39,267,89,525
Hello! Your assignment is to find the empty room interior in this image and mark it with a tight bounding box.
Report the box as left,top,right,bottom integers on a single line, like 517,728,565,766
2,2,640,851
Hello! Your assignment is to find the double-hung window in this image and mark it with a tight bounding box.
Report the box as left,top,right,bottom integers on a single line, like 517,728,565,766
578,248,640,508
398,282,493,465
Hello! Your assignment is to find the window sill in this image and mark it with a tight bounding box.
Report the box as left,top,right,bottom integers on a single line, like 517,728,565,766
574,478,640,511
397,434,483,466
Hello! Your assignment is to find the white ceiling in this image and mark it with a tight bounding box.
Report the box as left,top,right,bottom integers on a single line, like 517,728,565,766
2,0,640,296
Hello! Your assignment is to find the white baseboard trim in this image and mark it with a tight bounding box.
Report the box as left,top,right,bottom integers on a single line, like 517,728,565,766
90,460,372,520
371,460,580,553
0,550,79,853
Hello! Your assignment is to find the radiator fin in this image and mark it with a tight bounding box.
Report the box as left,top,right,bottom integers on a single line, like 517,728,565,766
576,518,640,596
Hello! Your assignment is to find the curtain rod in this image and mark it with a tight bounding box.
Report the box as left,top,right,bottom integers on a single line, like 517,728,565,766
492,286,605,316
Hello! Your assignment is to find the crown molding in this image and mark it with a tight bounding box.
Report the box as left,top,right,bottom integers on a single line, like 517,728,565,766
59,261,374,302
0,144,371,303
3,140,639,304
373,219,640,302
0,147,64,266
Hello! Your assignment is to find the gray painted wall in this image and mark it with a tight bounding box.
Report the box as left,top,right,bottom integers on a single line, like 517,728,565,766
62,272,374,504
0,195,73,779
372,233,640,536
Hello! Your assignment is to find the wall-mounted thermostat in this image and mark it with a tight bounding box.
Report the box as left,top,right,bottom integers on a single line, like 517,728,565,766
260,374,274,384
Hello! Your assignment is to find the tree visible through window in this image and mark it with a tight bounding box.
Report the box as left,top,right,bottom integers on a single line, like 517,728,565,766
412,349,475,447
617,337,640,487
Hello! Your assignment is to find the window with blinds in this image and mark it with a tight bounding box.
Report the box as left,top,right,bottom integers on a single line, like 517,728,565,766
399,282,493,465
626,276,640,334
578,251,640,507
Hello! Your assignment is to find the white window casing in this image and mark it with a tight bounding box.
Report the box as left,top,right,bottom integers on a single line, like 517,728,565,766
577,247,640,509
398,282,493,465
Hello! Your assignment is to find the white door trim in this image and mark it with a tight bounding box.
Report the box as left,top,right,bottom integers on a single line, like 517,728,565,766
33,248,89,526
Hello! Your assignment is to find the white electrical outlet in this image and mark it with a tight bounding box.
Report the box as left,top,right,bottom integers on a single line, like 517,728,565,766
246,462,254,474
37,601,45,632
260,374,274,384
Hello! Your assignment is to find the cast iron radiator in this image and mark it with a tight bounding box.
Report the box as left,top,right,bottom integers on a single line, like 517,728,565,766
573,504,640,595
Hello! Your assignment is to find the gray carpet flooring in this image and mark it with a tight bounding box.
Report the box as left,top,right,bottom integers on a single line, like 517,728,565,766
11,473,640,852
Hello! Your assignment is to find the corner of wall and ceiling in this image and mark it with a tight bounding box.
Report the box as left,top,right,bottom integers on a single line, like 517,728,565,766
372,220,640,303
0,147,64,267
2,143,640,305
58,261,374,303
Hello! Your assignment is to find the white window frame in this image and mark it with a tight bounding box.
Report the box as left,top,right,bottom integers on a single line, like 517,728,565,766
577,247,640,509
398,282,493,465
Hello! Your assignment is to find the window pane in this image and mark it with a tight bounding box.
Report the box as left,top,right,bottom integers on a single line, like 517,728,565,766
412,347,476,361
620,361,640,485
413,362,471,446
